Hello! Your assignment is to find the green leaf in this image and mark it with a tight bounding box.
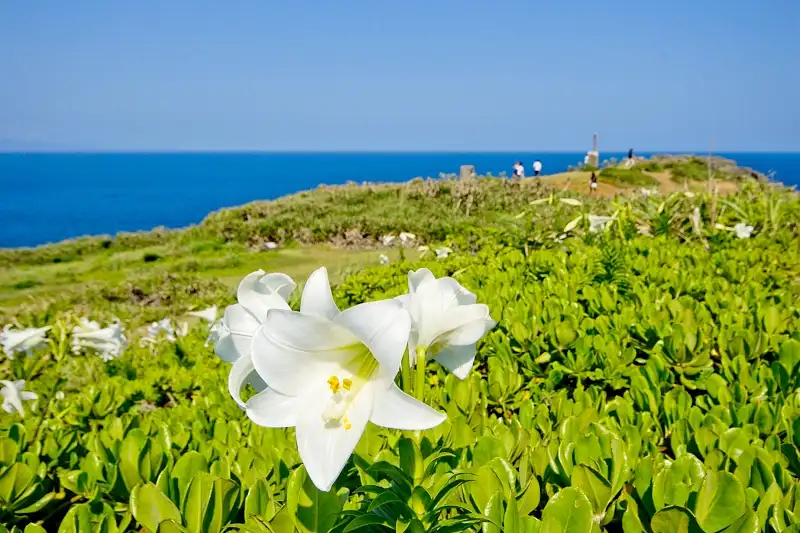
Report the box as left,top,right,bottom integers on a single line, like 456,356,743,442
650,506,701,533
130,483,182,533
694,471,746,533
719,509,758,533
57,503,93,533
182,473,239,533
503,491,520,533
170,451,208,507
286,465,342,533
398,438,423,487
540,487,594,533
245,479,275,521
23,525,47,533
482,491,504,533
571,464,612,516
622,498,646,533
156,521,188,533
0,462,35,505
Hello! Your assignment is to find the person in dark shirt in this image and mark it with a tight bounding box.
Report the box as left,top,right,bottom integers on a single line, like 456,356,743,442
590,171,598,193
628,148,634,160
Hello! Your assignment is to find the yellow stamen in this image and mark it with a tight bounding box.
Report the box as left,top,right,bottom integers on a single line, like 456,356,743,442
343,416,352,431
342,378,352,391
327,376,340,394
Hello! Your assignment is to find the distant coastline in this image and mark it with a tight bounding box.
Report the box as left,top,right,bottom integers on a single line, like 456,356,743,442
0,151,797,249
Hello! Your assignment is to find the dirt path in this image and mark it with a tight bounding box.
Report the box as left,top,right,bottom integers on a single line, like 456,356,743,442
533,169,739,197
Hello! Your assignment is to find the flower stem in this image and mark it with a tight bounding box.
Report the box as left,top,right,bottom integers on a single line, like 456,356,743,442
414,346,427,401
401,349,412,394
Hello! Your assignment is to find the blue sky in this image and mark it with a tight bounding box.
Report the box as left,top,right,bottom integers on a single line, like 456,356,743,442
0,1,798,151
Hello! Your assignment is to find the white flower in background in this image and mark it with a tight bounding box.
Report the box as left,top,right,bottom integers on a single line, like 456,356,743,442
206,320,224,347
55,391,65,401
684,191,696,198
188,305,218,323
637,224,652,237
144,318,176,343
381,234,396,246
733,222,754,239
379,254,390,265
1,380,37,417
264,241,279,250
690,207,702,234
71,318,127,362
212,270,296,408
397,269,496,379
0,325,51,360
399,232,416,244
435,247,452,259
640,188,655,197
246,277,445,491
588,215,615,233
176,321,189,338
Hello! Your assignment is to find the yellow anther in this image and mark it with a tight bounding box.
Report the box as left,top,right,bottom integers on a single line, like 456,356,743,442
327,376,340,393
342,378,352,391
343,416,352,431
345,423,352,430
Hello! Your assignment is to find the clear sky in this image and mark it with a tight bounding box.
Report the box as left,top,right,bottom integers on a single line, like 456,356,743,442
0,1,798,152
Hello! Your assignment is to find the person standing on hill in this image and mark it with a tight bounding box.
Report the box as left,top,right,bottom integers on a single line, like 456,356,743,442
513,161,525,178
626,148,635,168
533,159,542,177
590,171,598,193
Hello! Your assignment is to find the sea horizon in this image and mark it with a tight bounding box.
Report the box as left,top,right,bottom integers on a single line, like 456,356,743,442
1,150,797,249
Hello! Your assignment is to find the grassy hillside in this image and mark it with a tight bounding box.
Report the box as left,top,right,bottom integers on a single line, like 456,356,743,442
0,160,799,532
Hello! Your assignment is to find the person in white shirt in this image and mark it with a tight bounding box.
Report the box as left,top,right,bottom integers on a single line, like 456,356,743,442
533,160,542,177
513,161,524,178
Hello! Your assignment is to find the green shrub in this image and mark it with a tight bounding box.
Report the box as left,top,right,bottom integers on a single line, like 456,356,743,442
598,166,659,186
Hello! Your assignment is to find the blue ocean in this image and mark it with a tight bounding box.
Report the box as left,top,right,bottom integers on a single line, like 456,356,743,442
0,152,797,248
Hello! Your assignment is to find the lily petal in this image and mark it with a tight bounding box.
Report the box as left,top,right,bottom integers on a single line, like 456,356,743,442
333,300,410,378
371,383,446,430
228,355,257,409
408,268,436,293
252,310,362,396
260,273,297,301
434,344,477,379
237,270,292,320
300,267,340,320
215,304,261,363
296,384,374,492
246,388,300,427
434,305,495,346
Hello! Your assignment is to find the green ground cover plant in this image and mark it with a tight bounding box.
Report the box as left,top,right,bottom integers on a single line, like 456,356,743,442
0,173,798,532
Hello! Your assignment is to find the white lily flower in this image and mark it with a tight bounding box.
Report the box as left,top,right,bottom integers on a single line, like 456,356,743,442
435,247,452,259
381,234,396,246
396,269,496,379
417,245,430,253
145,318,177,343
588,215,615,233
399,232,416,244
212,270,296,408
640,188,655,197
188,305,218,323
264,241,279,250
246,282,445,492
55,391,65,401
1,380,37,416
733,222,753,239
684,191,696,198
71,319,127,362
379,254,390,265
0,325,51,360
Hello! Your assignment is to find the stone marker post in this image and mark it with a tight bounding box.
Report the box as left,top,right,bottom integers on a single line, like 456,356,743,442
460,165,476,180
586,132,599,167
